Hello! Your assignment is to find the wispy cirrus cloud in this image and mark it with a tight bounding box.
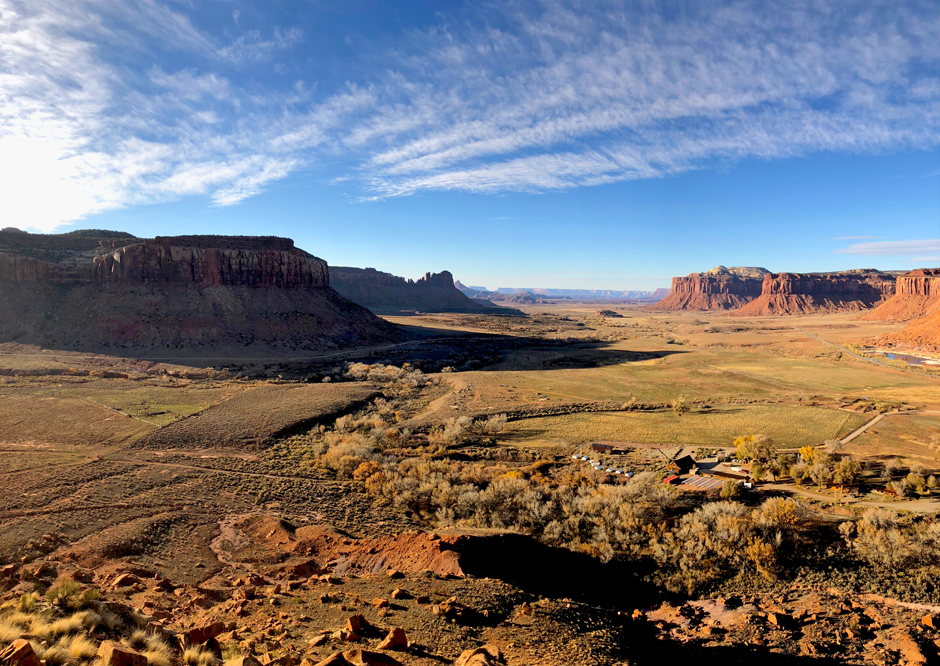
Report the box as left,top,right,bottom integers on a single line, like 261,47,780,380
0,0,938,230
836,239,940,264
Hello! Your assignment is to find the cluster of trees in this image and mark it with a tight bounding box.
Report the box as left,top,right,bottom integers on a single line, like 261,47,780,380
734,434,937,496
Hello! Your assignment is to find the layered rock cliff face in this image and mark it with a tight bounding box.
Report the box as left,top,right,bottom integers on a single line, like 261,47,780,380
331,267,495,313
0,229,398,353
652,266,768,310
860,268,940,322
863,269,940,352
92,239,329,288
734,270,897,316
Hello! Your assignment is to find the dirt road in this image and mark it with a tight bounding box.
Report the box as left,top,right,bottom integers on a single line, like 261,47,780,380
763,483,938,513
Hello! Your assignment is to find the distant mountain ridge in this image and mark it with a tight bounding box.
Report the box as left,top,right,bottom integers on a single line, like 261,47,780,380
454,280,668,301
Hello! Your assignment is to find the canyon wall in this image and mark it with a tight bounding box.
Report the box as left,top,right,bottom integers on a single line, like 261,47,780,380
860,268,940,322
864,269,940,352
0,230,398,353
735,270,897,316
652,267,767,310
92,240,329,289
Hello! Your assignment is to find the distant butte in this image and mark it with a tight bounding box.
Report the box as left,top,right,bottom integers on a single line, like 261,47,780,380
654,266,906,315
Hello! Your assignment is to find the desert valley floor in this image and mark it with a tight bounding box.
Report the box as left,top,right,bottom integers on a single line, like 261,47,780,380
1,304,939,665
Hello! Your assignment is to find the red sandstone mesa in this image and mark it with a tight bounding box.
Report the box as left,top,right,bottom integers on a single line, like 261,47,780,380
653,266,767,311
734,270,896,316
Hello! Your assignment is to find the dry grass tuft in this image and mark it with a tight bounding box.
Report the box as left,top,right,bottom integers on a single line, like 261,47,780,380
0,616,25,644
183,647,218,666
141,634,173,666
61,634,98,661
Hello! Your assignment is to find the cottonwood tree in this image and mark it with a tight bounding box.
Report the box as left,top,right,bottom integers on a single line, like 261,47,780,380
734,434,775,463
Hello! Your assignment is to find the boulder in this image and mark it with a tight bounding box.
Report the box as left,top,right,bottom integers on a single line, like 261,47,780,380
345,616,367,633
0,639,41,666
112,573,140,588
97,641,148,666
180,621,227,646
454,645,504,666
375,628,407,651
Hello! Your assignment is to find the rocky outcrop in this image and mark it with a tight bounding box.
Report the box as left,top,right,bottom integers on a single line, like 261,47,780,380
331,267,495,313
864,269,940,352
733,270,897,316
653,267,768,310
0,230,399,353
860,268,940,321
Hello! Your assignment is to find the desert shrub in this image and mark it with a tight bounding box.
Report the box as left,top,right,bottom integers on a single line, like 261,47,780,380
478,413,508,435
720,480,743,500
840,509,913,568
46,580,82,609
883,458,903,480
17,592,40,612
653,497,806,593
653,502,753,592
755,497,805,529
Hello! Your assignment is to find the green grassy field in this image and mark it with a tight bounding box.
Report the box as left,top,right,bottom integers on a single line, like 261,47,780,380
503,404,870,448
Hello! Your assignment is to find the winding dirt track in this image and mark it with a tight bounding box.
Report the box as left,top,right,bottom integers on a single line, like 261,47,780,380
763,483,939,513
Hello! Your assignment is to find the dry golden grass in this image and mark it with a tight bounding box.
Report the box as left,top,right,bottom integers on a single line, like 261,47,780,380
0,616,24,643
135,383,379,450
183,647,218,666
504,405,869,448
61,634,98,661
0,395,153,448
843,413,940,471
125,630,173,666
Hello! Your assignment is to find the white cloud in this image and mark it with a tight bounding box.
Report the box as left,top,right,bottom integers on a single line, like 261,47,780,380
0,0,937,230
218,28,302,64
836,239,940,259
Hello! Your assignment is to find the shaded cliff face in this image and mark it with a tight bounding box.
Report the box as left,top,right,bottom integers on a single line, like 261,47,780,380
331,266,495,313
653,273,765,310
733,271,897,316
92,241,329,288
0,230,399,354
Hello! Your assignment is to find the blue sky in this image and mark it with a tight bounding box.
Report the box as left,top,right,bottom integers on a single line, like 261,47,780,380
1,0,938,290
